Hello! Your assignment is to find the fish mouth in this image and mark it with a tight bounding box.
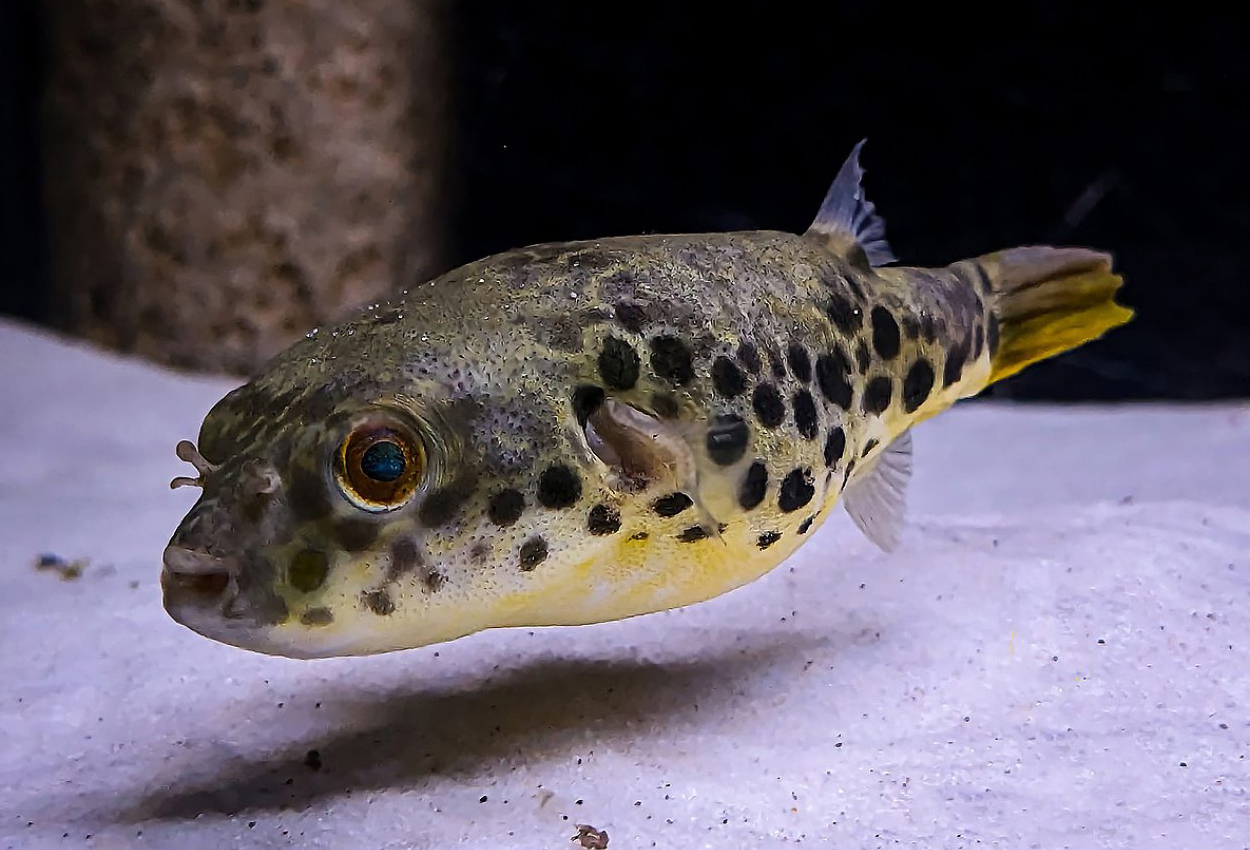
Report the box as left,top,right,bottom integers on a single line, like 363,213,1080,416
161,545,232,609
160,545,286,653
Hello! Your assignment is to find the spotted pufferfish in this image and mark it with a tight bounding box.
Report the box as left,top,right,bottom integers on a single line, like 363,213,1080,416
162,141,1132,658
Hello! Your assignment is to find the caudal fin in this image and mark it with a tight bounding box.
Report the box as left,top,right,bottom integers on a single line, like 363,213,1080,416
978,246,1133,384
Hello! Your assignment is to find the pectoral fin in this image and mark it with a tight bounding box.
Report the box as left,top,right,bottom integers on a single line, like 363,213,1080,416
843,430,912,552
584,399,723,536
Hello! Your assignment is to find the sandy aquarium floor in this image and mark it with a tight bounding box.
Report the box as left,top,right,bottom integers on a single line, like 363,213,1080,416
0,317,1247,850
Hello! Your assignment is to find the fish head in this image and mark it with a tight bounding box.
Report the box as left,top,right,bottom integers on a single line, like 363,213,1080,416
160,326,495,658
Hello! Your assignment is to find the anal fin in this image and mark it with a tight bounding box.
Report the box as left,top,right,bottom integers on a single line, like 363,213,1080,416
843,430,912,552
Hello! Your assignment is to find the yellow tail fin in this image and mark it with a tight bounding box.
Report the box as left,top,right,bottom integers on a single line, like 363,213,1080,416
979,246,1133,384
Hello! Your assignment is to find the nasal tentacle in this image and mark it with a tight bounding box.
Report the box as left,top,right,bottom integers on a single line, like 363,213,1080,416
171,439,220,489
176,439,218,475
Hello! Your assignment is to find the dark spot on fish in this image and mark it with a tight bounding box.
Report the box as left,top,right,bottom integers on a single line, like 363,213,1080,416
737,341,762,374
572,385,605,426
792,390,819,440
362,588,394,616
757,531,781,549
871,306,901,360
240,489,270,524
855,339,871,373
677,525,709,543
614,301,648,333
974,325,985,359
903,359,936,413
519,537,548,571
824,294,862,333
815,350,853,409
268,435,293,469
334,518,378,552
470,541,491,564
423,571,446,592
693,332,719,359
631,531,649,541
739,460,768,510
588,503,621,535
824,426,846,468
419,478,476,526
846,458,857,476
599,337,640,390
752,383,786,428
288,465,332,521
536,315,586,352
902,315,920,339
574,248,620,273
787,343,812,383
845,276,866,300
778,468,815,512
302,380,343,421
387,537,421,577
488,488,525,527
863,376,894,415
717,521,729,533
650,392,680,419
261,387,301,421
538,465,582,509
943,338,969,387
228,552,289,626
649,336,695,386
300,607,333,626
443,395,485,431
712,356,747,397
600,269,637,302
987,313,1000,357
706,414,749,465
768,346,787,380
288,549,328,593
797,515,815,535
652,492,693,517
372,307,403,325
921,314,937,343
862,438,879,457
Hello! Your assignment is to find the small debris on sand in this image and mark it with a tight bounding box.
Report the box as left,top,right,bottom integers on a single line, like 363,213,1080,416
572,824,609,849
34,553,87,581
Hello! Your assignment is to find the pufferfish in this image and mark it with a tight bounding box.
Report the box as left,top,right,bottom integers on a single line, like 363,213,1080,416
162,141,1132,658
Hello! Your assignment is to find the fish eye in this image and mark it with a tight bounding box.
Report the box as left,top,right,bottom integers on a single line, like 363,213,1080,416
334,419,425,512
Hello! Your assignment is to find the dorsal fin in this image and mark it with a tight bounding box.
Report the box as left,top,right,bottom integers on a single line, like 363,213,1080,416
807,138,896,266
843,430,912,551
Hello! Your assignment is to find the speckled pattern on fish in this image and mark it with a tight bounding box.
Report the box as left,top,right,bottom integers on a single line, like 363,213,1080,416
160,141,1132,658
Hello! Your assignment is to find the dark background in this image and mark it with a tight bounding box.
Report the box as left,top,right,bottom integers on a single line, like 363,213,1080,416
4,3,1247,399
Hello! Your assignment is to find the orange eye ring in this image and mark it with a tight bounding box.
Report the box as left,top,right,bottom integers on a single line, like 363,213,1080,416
334,421,424,511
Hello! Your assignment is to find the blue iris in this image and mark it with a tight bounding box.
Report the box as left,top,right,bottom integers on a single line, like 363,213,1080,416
360,441,406,482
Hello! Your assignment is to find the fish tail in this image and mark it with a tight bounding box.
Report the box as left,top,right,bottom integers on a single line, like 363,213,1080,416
975,246,1133,385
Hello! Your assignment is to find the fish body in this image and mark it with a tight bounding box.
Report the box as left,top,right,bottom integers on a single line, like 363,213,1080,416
162,142,1132,658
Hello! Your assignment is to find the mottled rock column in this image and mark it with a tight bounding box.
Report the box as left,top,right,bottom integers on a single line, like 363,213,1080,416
41,0,451,374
